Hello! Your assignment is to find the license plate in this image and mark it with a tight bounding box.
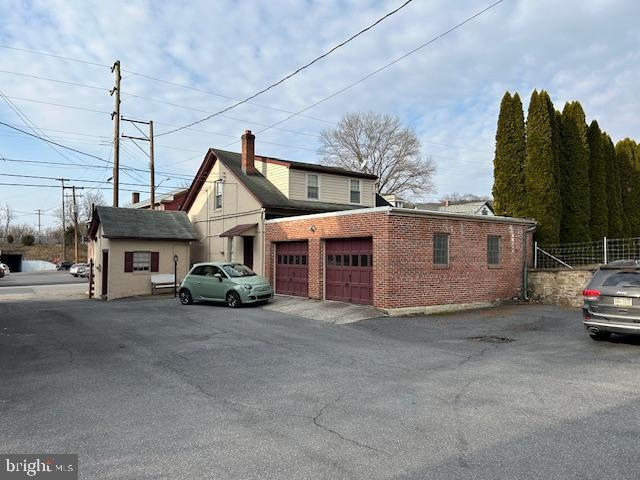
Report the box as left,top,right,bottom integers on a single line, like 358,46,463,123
614,297,633,307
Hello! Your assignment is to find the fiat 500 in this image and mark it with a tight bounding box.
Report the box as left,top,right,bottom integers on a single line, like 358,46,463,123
178,262,273,308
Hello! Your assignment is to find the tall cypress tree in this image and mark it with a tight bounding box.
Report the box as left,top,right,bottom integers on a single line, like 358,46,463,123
559,101,591,242
492,91,526,217
617,139,640,236
603,132,626,237
587,121,607,239
524,90,561,243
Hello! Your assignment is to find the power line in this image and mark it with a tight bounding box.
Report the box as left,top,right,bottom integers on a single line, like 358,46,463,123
241,0,507,140
0,69,107,91
156,0,415,137
0,44,110,68
0,181,163,194
0,121,109,162
0,172,177,191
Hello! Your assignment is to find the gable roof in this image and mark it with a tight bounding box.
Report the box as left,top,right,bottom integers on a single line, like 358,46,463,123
89,206,198,241
130,188,189,209
181,149,374,215
415,200,494,216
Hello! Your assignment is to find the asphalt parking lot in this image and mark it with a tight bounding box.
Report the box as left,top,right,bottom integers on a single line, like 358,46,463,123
1,298,639,479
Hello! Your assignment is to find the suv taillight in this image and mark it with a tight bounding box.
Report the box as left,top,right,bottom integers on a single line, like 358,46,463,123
582,289,601,301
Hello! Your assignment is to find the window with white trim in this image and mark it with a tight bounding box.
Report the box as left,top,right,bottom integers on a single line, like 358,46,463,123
350,179,361,204
133,251,151,271
307,174,319,200
215,181,223,209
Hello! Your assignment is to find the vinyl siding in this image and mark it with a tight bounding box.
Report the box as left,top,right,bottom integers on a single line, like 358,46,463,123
255,159,289,196
289,168,375,207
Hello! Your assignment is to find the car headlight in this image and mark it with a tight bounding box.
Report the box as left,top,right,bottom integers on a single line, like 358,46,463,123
243,284,252,290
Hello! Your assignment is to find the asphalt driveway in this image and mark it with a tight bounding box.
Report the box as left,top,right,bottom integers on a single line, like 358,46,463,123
1,298,639,479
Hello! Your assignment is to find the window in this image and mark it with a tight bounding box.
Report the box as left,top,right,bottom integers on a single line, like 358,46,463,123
487,236,500,265
133,251,151,271
301,255,307,265
307,174,319,200
433,234,449,266
215,181,223,209
352,255,359,266
327,255,334,265
350,179,361,203
360,255,368,267
277,255,282,264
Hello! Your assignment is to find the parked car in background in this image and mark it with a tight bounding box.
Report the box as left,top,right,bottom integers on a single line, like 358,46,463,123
0,267,4,278
178,262,273,308
69,264,79,276
582,259,640,341
70,263,89,277
56,261,73,271
77,263,90,278
0,263,10,275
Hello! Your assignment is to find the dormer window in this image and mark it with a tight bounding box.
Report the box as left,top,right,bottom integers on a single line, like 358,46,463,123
350,179,361,204
307,174,319,200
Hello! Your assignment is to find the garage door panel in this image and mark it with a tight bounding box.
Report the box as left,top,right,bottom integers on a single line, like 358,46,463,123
275,241,308,297
325,237,373,305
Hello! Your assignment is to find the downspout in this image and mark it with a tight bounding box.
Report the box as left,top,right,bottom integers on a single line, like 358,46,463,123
523,224,537,300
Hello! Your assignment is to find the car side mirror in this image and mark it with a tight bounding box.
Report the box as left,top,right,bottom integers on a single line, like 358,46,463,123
214,273,223,282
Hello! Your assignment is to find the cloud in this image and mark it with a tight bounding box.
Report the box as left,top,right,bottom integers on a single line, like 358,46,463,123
0,0,638,225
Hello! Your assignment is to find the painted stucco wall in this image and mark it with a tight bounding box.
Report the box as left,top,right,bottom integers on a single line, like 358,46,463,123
186,160,265,274
288,169,376,207
92,226,191,300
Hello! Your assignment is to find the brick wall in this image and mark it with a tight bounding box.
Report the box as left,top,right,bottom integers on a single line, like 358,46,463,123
265,209,533,311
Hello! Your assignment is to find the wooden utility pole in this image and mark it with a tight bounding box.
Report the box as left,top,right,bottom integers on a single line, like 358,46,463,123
149,120,155,210
60,178,66,262
35,209,43,243
121,117,155,209
110,60,121,207
72,186,79,264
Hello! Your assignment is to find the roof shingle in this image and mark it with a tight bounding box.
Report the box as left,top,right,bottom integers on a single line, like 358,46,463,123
92,206,198,241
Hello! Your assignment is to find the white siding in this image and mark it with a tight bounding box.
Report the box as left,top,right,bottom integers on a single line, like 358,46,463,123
289,169,376,207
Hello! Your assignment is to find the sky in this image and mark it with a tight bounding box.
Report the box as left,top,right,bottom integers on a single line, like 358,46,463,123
0,0,639,229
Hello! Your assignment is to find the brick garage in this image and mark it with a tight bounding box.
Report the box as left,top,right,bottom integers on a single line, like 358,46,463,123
264,206,535,314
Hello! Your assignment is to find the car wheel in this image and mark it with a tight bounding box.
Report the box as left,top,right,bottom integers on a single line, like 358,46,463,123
226,291,241,308
589,331,611,341
179,288,193,305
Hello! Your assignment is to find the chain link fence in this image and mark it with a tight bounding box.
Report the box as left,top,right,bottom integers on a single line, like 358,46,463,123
535,237,640,269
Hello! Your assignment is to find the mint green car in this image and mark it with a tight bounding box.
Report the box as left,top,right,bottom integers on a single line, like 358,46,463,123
178,262,273,308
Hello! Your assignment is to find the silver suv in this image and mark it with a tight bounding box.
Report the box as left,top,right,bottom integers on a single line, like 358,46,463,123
582,259,640,340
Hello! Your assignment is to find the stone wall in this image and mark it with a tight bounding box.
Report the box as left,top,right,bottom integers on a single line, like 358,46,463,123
528,268,596,307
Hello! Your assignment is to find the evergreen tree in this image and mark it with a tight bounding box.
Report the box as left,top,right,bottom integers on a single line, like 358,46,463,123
602,132,626,237
617,139,640,236
492,92,527,217
559,101,591,242
587,121,608,239
524,90,561,243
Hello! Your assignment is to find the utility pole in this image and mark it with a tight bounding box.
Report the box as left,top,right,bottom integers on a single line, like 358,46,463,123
35,209,43,243
60,178,66,262
149,120,155,209
110,60,121,207
122,117,155,209
72,186,79,264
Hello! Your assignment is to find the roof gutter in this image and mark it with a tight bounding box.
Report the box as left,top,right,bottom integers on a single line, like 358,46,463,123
522,224,537,300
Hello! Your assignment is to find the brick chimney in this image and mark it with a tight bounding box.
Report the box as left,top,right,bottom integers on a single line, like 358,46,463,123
132,192,140,204
241,129,257,174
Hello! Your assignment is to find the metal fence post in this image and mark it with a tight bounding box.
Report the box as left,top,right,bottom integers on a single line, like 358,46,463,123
534,241,538,269
603,236,607,264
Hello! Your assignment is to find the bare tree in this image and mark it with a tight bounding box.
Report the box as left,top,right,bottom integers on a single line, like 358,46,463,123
81,190,106,222
319,112,436,197
1,202,14,238
440,192,491,204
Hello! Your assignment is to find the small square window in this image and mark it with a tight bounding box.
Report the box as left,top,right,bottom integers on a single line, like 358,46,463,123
335,255,342,266
307,174,319,200
283,255,288,264
343,255,350,266
352,255,359,266
289,255,294,265
434,234,449,266
301,255,307,265
360,255,368,267
295,255,300,265
327,255,334,265
133,251,151,271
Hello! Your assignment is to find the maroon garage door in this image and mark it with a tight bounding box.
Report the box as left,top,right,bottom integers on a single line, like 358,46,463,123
275,241,308,297
325,238,373,305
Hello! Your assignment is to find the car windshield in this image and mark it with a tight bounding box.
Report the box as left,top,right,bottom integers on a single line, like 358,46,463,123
222,264,256,277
